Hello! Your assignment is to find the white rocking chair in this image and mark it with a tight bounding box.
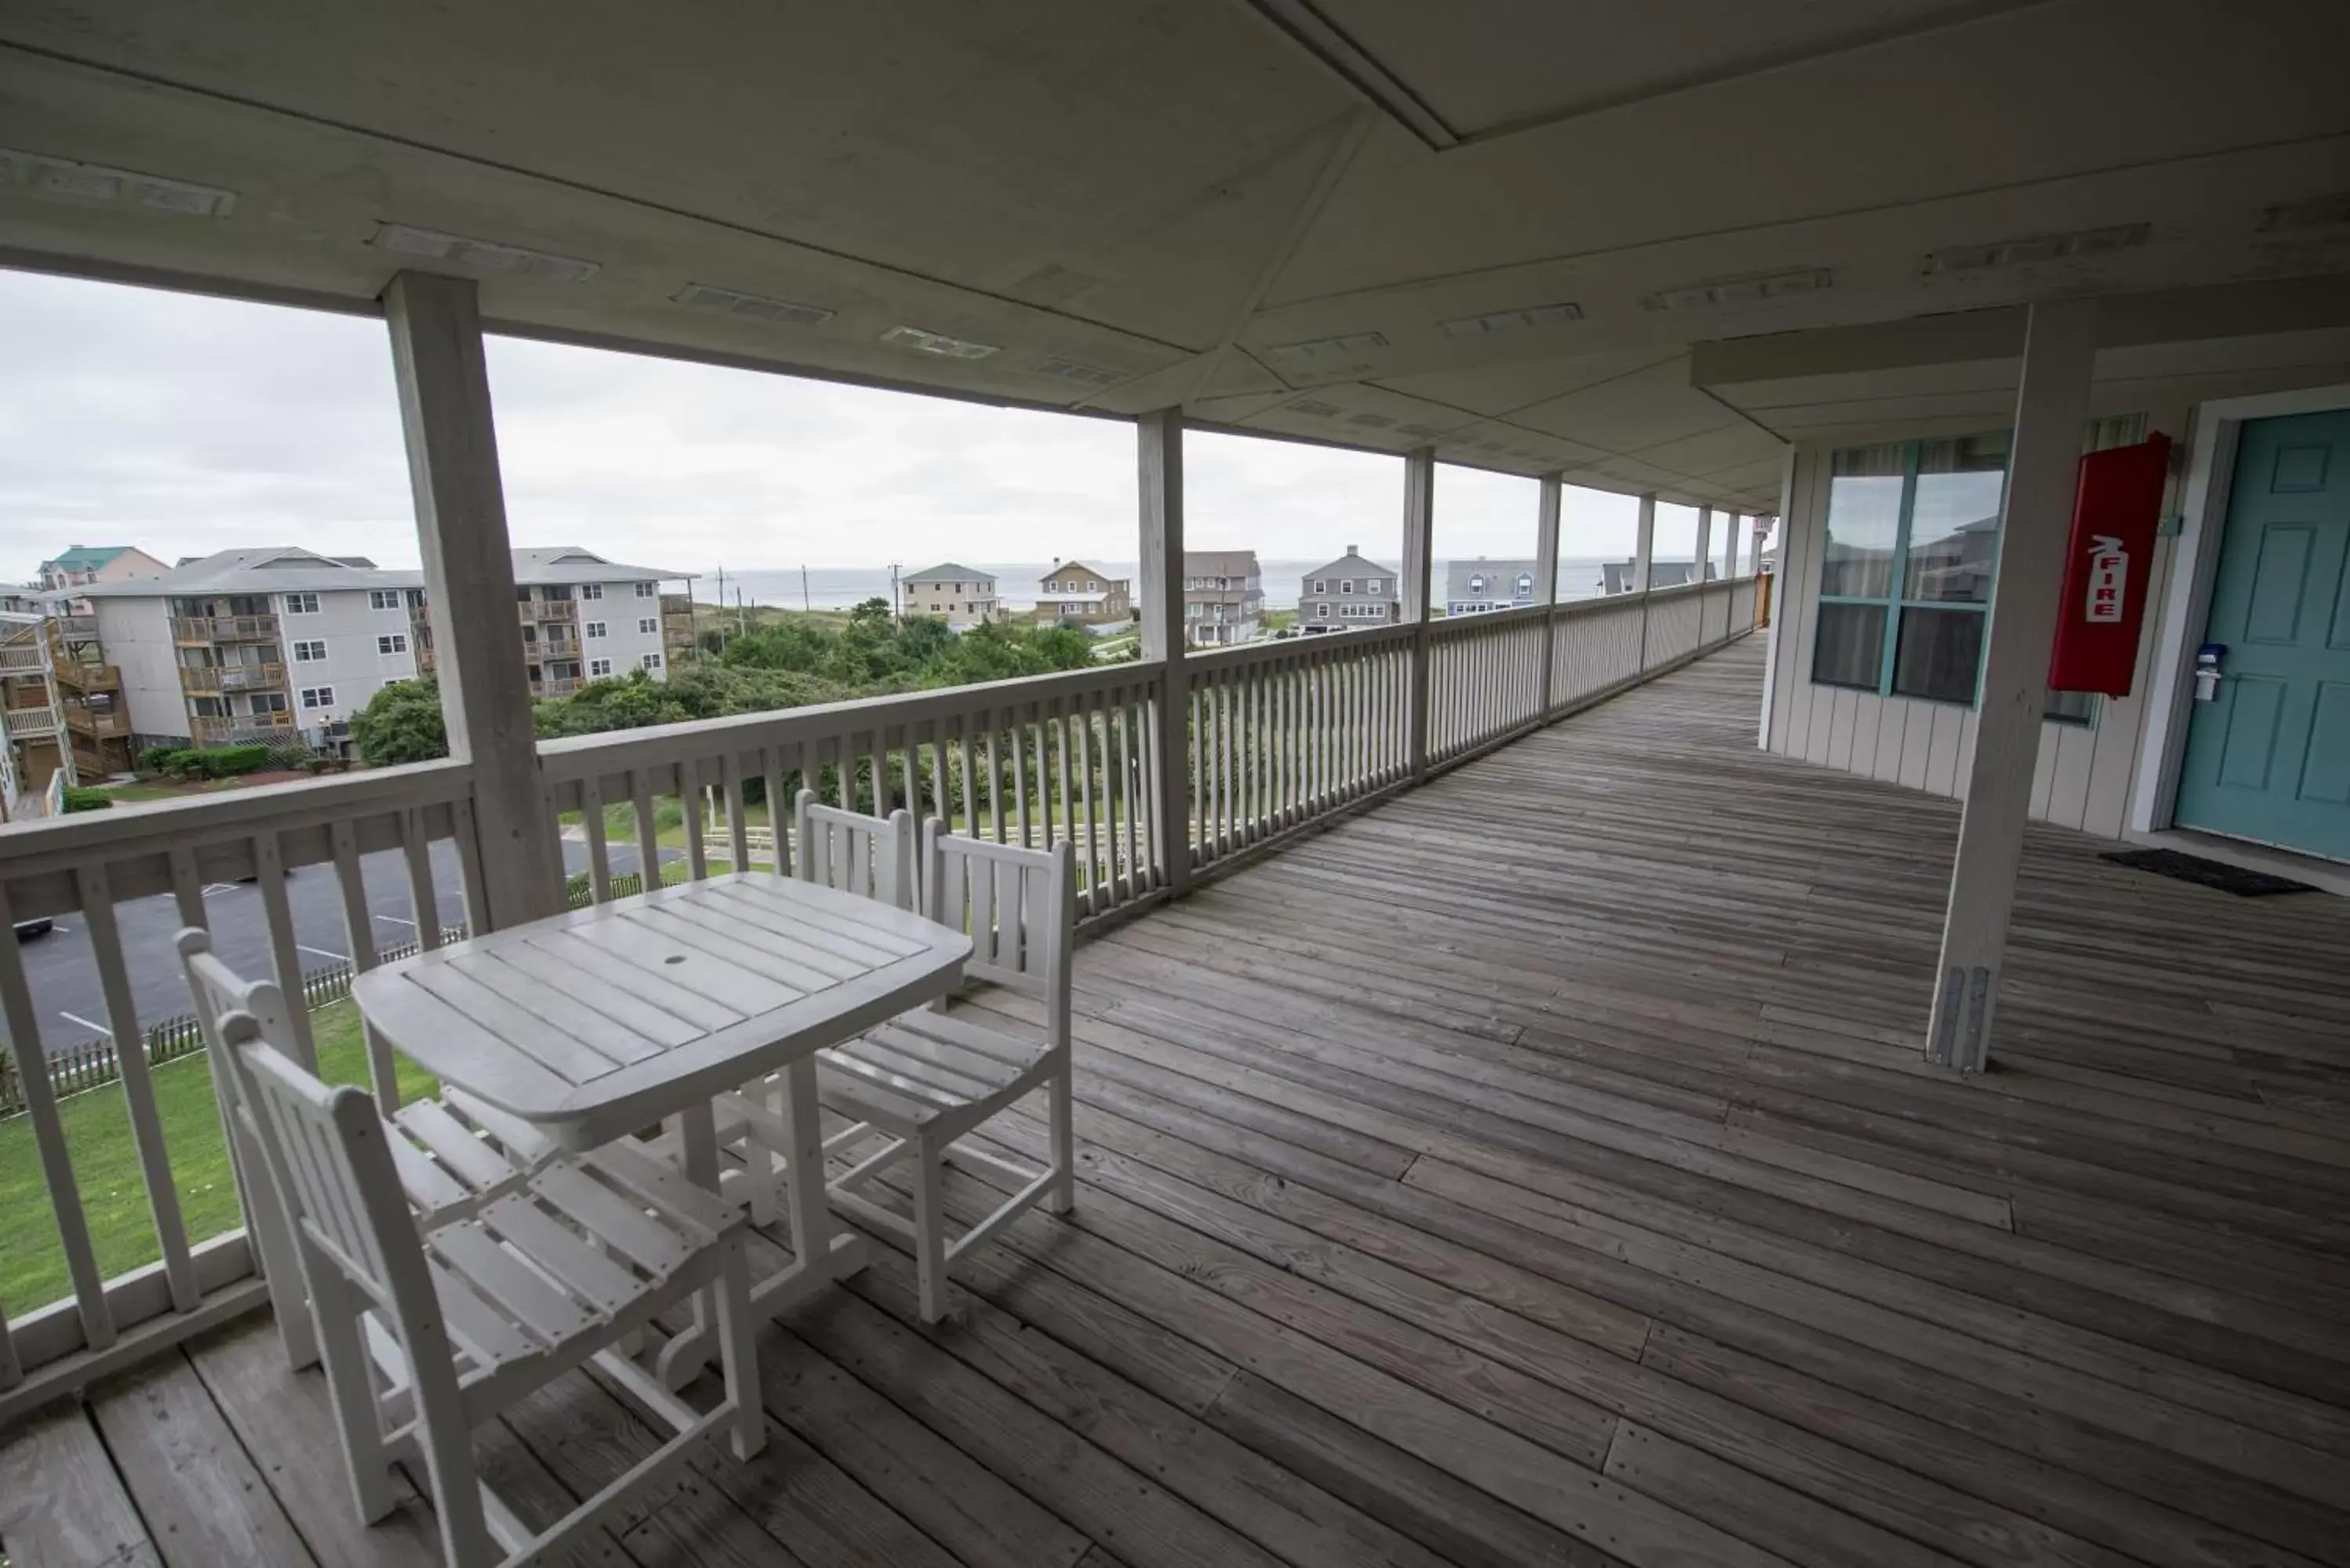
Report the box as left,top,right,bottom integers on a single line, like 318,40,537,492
194,950,764,1568
801,810,1078,1322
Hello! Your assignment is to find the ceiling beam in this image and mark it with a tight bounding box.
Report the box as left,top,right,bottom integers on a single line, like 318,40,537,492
1690,274,2350,387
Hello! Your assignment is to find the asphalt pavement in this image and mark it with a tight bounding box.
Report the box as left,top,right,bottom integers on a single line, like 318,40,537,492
7,839,681,1057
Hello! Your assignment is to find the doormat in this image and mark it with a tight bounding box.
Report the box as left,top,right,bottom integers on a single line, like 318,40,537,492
2099,847,2318,897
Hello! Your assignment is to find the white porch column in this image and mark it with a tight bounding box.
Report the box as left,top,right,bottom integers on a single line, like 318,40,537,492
1631,491,1658,592
1137,409,1190,896
1534,471,1562,716
1401,446,1436,779
1925,296,2099,1073
1724,512,1744,580
1694,507,1713,584
383,271,564,930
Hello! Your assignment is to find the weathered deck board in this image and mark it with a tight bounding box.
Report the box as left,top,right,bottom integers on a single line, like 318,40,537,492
10,635,2350,1568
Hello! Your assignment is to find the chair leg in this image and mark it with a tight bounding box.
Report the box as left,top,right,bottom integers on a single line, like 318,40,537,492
910,1140,951,1324
1047,1068,1076,1216
306,1266,399,1525
410,1348,499,1568
712,1235,766,1461
234,1125,319,1368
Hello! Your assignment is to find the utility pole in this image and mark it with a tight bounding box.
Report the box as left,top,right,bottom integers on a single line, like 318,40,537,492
888,562,902,620
736,587,747,637
801,565,811,612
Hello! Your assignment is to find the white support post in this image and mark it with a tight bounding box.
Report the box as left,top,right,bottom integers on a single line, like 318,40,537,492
1535,471,1562,716
382,271,565,930
1137,409,1190,896
1723,512,1743,580
1401,447,1436,780
1632,490,1658,667
1925,295,2099,1074
1632,492,1657,593
1694,508,1713,585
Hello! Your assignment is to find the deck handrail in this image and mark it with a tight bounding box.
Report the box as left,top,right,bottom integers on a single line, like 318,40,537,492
0,574,1760,1421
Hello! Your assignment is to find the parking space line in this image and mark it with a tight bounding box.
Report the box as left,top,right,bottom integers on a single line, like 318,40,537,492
373,912,417,927
295,942,349,962
58,1010,112,1039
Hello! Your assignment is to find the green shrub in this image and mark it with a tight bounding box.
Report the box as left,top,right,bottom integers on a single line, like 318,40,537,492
138,746,184,776
60,786,114,813
266,740,317,770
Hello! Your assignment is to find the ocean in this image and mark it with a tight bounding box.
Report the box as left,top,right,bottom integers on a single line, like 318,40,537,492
696,558,1702,612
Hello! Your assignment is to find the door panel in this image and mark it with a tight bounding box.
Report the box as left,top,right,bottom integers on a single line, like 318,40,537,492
2176,409,2350,861
2302,682,2350,805
2243,525,2313,644
2214,676,2284,790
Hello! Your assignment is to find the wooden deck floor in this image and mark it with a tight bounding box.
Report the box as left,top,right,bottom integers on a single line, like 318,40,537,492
10,634,2350,1568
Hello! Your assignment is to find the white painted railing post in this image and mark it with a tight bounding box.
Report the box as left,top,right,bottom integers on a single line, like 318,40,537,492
1137,409,1190,896
382,271,565,929
1632,490,1658,669
1694,507,1713,586
1535,471,1561,717
1926,296,2099,1074
1401,446,1436,780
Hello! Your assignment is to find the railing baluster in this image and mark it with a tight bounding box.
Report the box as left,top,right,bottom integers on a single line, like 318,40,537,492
1118,692,1141,901
1074,692,1099,912
631,765,660,887
723,752,751,871
765,746,792,876
581,773,614,901
1053,695,1073,855
982,716,1004,845
0,878,114,1351
74,862,199,1313
256,828,319,1066
681,761,709,880
331,819,401,1106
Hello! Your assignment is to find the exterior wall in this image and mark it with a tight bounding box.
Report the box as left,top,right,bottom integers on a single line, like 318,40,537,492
280,587,418,732
1036,562,1130,623
1297,554,1399,633
92,598,192,742
575,580,672,678
1762,426,2184,839
1444,558,1542,616
904,576,1000,629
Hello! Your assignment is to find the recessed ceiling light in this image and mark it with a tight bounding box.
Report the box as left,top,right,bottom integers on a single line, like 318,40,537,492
1288,399,1343,418
371,222,598,283
0,148,236,217
880,324,999,360
1397,423,1444,438
673,282,833,326
2258,194,2350,233
1441,302,1581,338
1348,413,1396,428
1035,355,1123,388
1477,440,1507,453
1264,331,1389,364
1923,224,2147,273
1643,268,1831,311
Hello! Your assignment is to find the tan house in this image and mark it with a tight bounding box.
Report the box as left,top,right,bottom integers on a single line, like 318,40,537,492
1035,559,1131,625
902,563,1000,628
1184,548,1262,647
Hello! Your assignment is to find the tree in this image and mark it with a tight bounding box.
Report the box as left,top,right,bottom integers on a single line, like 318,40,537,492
350,677,449,765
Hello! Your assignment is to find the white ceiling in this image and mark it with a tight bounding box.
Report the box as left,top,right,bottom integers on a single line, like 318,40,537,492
3,0,2348,512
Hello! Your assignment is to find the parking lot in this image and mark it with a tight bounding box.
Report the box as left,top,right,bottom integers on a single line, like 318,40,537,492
7,839,680,1057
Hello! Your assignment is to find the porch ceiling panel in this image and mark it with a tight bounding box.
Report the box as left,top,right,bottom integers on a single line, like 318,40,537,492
2,0,2347,512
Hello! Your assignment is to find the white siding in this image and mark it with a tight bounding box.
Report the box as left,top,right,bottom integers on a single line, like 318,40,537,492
280,587,418,730
91,598,190,740
575,580,670,675
1763,438,2181,839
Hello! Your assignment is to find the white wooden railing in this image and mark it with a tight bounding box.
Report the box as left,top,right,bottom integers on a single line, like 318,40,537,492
0,575,1756,1422
1186,622,1413,868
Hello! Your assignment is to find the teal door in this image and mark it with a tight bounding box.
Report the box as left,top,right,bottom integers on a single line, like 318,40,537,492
2175,410,2350,862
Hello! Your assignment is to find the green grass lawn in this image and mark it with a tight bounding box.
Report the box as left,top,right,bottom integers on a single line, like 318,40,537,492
0,999,436,1317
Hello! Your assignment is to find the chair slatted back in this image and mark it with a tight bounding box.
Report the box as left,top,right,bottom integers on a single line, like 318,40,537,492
230,1019,411,1310
794,789,915,911
926,821,1073,1030
179,927,309,1148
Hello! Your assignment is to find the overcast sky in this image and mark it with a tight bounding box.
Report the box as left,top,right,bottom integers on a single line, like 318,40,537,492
0,266,1687,582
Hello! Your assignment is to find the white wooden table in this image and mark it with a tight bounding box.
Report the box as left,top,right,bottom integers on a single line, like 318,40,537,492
352,872,969,1380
